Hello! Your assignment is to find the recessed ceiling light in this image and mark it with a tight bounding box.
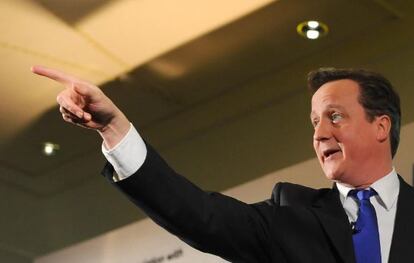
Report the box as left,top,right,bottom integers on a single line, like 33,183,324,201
306,29,320,40
297,20,328,40
307,21,319,29
43,142,60,156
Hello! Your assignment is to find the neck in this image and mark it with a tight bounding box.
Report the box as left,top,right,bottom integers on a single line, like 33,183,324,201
344,165,393,189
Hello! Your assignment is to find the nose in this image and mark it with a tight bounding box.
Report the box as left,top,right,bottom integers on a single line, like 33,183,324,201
313,120,332,142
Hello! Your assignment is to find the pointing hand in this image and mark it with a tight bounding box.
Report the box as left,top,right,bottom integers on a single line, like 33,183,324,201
32,65,130,148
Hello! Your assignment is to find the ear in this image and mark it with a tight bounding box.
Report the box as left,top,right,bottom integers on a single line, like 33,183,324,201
375,115,391,142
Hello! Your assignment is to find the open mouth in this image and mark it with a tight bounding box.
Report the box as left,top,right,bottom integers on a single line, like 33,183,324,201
323,149,341,160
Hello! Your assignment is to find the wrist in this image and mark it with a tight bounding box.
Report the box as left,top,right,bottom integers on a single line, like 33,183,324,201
98,110,130,149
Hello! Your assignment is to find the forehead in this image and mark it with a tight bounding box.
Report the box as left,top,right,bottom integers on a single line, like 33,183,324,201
311,79,360,113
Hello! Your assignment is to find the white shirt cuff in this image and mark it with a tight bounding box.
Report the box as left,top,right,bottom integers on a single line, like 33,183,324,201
101,123,147,181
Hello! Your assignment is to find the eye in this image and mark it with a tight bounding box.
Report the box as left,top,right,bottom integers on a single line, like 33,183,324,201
311,118,319,128
331,112,343,123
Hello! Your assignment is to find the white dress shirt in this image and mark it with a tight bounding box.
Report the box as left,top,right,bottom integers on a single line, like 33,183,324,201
336,170,399,263
103,124,400,263
102,123,146,181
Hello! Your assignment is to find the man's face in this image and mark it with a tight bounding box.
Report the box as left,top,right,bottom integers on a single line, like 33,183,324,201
311,79,380,185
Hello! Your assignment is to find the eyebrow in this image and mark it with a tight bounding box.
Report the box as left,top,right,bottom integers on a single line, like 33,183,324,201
310,104,346,119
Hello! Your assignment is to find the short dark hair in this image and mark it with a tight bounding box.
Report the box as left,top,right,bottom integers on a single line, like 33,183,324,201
307,68,401,158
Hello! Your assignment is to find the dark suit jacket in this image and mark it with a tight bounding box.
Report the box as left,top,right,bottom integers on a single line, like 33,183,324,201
102,144,414,263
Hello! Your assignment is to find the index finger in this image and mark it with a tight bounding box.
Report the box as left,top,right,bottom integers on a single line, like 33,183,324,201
31,65,79,85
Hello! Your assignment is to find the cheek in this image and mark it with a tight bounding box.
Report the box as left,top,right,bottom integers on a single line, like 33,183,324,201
313,141,320,157
341,133,373,159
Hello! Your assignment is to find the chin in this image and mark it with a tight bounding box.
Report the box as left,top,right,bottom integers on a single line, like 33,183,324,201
324,172,336,181
323,167,343,182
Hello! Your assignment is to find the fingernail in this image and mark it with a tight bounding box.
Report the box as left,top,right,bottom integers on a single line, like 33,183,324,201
77,111,83,118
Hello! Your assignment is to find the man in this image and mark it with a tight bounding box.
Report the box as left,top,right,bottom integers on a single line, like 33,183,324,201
32,66,414,263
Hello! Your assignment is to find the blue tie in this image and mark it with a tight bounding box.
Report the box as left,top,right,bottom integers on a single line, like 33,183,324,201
350,189,381,263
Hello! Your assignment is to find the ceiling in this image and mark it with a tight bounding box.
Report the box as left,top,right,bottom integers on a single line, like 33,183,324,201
1,0,414,262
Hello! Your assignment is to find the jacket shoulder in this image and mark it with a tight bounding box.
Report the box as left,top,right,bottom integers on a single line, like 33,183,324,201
271,182,331,207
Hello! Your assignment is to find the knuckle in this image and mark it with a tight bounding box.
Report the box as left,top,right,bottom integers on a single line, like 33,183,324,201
59,106,66,114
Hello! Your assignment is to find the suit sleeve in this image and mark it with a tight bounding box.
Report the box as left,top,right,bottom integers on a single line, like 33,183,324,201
102,143,284,262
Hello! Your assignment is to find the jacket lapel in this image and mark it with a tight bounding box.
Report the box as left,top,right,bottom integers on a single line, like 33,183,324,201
311,186,355,263
388,176,414,263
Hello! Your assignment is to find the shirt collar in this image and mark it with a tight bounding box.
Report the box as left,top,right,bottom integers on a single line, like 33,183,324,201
336,168,399,211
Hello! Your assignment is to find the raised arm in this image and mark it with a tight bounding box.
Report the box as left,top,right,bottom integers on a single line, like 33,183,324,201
32,66,276,262
31,65,130,149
